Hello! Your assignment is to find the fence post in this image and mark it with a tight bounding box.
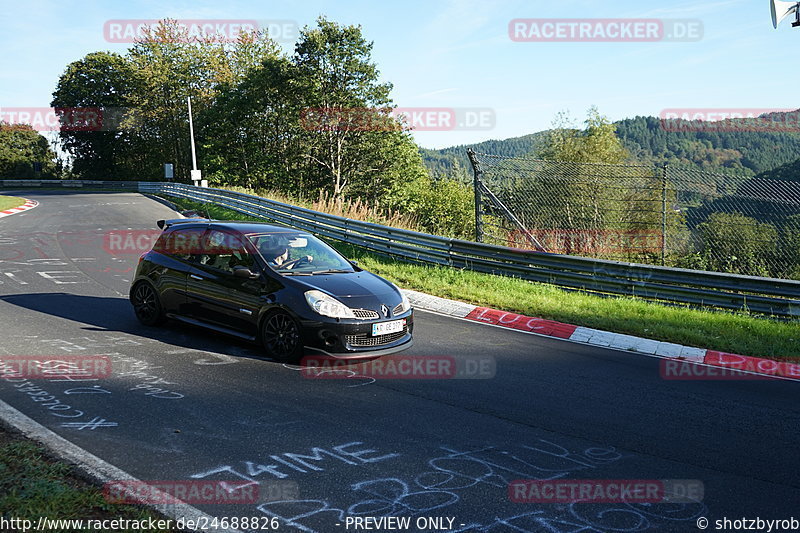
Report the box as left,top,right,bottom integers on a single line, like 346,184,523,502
467,148,484,243
661,163,668,266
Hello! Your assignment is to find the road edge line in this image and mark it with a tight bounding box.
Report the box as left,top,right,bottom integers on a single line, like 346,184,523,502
0,399,243,533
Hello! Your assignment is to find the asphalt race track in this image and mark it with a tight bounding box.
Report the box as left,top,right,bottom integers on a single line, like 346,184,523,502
0,190,798,533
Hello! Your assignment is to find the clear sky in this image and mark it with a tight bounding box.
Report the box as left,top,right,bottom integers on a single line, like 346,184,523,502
0,0,798,149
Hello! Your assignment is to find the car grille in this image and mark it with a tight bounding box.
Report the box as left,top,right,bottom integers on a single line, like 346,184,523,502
345,327,408,347
392,303,405,316
352,308,380,319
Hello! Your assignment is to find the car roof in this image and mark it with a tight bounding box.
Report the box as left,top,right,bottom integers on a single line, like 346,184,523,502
163,219,301,235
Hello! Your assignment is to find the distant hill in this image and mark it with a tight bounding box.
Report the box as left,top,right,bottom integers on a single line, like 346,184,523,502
419,132,546,182
419,112,800,179
616,115,800,175
752,157,800,182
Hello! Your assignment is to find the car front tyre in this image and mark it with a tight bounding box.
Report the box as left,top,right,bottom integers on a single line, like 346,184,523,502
131,282,165,326
261,311,302,363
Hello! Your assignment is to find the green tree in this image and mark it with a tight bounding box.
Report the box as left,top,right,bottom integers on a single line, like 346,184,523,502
51,51,136,179
778,214,800,279
293,17,405,200
123,20,275,180
199,55,299,191
537,107,628,164
202,18,427,205
532,108,631,235
0,123,57,178
384,172,474,238
200,52,302,189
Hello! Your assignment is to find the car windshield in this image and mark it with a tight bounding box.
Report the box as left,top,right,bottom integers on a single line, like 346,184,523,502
248,232,355,275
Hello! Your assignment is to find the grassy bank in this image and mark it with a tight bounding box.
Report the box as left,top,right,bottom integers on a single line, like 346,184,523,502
0,425,179,531
163,195,800,362
0,195,25,211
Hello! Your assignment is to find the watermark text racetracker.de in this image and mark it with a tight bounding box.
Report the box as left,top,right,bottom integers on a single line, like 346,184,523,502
300,107,496,132
509,18,703,42
104,19,298,43
300,354,496,380
0,355,111,380
0,107,127,132
0,516,282,532
660,108,800,133
660,355,800,381
508,479,704,504
103,229,161,256
103,479,297,504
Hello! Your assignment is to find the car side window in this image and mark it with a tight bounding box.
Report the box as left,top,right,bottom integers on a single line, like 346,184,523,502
156,227,204,261
196,230,256,275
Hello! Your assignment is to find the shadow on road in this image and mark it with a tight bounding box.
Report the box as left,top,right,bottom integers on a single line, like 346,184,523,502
0,292,267,360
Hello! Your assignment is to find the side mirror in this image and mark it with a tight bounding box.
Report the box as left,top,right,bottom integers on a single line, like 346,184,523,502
233,266,259,279
349,259,359,267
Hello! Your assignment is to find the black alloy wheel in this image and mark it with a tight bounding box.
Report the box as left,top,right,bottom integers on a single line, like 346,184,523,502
261,311,302,362
131,282,165,326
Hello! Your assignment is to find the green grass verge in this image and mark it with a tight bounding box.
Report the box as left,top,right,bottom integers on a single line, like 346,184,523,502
0,195,25,211
0,426,179,531
162,196,800,362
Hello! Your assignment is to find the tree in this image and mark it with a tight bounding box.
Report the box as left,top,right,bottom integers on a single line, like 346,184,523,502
532,108,632,234
51,51,136,179
293,17,402,200
523,108,677,259
537,107,628,164
0,123,57,178
781,214,800,279
384,172,474,238
123,20,276,181
200,17,428,205
200,55,304,192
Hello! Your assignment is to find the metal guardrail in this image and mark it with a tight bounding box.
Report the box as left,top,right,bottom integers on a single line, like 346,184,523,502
0,179,139,190
3,179,800,318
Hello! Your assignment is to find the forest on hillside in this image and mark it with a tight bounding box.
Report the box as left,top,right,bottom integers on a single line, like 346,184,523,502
420,113,800,183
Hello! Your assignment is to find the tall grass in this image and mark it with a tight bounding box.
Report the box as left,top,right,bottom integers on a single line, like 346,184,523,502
221,186,421,232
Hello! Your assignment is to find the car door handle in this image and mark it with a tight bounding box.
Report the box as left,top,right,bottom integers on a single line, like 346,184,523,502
190,274,203,280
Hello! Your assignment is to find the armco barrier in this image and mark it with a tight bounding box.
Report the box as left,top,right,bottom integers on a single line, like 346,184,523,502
3,179,800,318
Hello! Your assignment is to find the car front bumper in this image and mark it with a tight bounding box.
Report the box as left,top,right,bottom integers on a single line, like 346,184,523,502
298,311,414,359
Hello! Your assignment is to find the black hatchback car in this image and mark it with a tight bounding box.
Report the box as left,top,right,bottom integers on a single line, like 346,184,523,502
129,219,413,362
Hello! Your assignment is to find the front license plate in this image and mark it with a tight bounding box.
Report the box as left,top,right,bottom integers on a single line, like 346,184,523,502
372,319,405,336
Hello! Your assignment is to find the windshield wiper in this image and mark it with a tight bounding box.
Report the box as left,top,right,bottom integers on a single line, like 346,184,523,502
281,271,314,276
310,269,352,275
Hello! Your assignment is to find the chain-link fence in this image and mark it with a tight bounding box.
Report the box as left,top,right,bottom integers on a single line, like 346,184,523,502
468,151,800,280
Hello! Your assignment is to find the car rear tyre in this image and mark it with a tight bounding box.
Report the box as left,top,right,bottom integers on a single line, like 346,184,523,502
261,311,302,363
131,282,165,326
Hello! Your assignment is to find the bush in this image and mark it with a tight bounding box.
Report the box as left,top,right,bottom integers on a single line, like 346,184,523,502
384,175,475,239
696,212,778,276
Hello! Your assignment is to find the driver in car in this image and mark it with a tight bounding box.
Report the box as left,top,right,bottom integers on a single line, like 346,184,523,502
262,244,312,270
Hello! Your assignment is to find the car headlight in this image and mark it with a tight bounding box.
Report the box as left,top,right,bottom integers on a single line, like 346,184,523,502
391,283,412,313
304,290,356,319
399,290,411,313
